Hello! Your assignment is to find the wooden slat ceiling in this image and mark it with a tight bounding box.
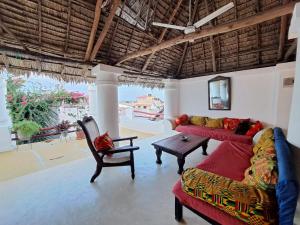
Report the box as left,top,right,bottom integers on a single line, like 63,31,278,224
0,0,298,87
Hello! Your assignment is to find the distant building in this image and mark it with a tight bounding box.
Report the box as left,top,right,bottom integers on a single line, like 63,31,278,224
133,94,163,111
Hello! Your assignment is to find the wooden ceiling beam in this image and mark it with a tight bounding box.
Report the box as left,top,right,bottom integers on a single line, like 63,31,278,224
277,0,290,61
0,16,29,52
284,39,297,61
116,1,298,65
84,0,103,61
141,0,184,72
176,0,200,77
90,0,121,61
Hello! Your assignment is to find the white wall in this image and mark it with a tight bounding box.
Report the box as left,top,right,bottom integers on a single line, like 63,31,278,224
274,63,295,130
179,63,295,129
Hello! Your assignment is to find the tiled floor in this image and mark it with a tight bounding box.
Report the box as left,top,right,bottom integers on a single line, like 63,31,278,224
0,127,155,181
1,132,299,225
0,131,218,225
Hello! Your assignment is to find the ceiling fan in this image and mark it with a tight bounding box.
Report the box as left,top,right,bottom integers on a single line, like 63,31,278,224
152,1,234,35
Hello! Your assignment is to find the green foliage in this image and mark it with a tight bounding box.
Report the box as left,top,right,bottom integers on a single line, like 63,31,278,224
13,120,41,139
6,77,58,128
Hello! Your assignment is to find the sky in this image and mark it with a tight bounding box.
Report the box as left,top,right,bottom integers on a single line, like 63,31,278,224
10,73,164,102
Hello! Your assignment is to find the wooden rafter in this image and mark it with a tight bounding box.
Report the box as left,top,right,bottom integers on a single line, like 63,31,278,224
0,16,29,52
37,0,42,46
90,0,121,61
176,43,188,76
107,0,127,59
176,0,200,76
141,0,183,72
284,39,297,61
84,0,103,61
278,0,290,61
204,0,216,72
116,1,297,65
64,0,72,53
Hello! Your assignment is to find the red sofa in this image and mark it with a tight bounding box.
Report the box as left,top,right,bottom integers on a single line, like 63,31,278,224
176,124,252,144
172,128,299,225
173,141,252,225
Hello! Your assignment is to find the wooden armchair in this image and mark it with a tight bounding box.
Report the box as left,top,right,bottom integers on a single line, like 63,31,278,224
77,116,139,183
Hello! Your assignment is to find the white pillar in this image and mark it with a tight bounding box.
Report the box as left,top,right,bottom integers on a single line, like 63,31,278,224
164,79,179,120
0,76,15,152
92,64,122,139
88,84,97,119
287,3,300,148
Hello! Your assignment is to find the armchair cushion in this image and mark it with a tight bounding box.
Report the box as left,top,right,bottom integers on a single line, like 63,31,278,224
182,168,277,225
94,132,114,152
103,152,130,163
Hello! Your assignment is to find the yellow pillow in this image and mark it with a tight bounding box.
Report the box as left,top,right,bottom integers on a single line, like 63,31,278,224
260,128,274,142
253,138,274,154
205,118,223,129
190,116,206,126
253,129,275,154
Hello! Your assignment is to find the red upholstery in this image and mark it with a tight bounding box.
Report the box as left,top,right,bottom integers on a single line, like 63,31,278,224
176,124,252,144
173,141,253,225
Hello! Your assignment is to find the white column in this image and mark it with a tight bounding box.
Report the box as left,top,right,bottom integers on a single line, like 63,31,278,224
88,84,97,119
92,64,122,139
287,3,300,148
0,76,15,152
163,79,179,120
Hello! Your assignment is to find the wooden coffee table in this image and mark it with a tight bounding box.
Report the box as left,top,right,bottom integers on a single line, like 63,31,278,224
152,134,210,174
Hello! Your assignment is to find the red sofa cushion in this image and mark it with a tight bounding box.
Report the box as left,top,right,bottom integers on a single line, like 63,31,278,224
176,124,252,144
223,117,241,130
173,141,253,225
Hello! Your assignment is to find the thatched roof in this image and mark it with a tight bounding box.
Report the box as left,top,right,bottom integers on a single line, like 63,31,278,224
0,0,298,87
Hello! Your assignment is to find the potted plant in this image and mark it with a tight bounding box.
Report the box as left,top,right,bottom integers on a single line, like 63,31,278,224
75,123,85,140
56,120,71,138
13,120,41,141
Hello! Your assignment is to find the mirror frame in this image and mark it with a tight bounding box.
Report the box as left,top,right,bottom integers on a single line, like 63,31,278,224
208,76,231,111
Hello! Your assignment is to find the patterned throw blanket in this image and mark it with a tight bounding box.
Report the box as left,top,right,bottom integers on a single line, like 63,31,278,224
181,168,277,225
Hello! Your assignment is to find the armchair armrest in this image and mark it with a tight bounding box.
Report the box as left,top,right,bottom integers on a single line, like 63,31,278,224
181,168,277,225
102,146,139,155
112,136,138,146
112,136,138,142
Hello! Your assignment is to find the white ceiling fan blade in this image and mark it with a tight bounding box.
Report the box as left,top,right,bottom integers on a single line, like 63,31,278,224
193,2,234,29
152,22,186,31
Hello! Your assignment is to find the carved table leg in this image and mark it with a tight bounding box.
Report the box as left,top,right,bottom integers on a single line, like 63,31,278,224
155,148,162,164
202,141,208,156
177,157,185,174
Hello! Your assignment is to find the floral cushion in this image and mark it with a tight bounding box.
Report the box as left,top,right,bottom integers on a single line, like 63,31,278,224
250,147,276,165
94,132,114,152
190,116,206,126
243,158,278,190
205,118,223,129
182,168,277,225
223,118,240,131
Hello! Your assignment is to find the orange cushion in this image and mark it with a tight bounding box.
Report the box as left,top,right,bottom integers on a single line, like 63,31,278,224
94,132,114,152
